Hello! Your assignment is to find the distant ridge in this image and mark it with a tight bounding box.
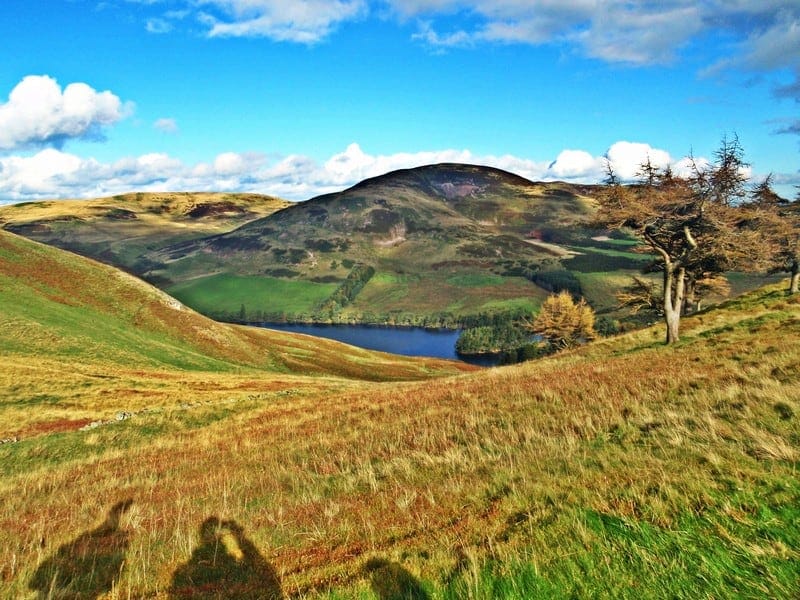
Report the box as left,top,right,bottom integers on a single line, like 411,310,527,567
143,163,607,324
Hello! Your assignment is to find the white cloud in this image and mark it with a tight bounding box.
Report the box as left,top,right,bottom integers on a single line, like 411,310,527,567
124,1,800,78
0,75,126,151
604,141,672,180
0,141,692,204
386,1,800,70
200,0,366,42
385,1,706,63
672,156,709,180
577,5,704,65
548,149,601,179
323,142,476,185
154,118,179,133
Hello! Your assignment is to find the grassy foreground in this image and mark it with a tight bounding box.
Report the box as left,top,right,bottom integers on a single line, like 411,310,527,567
1,222,798,597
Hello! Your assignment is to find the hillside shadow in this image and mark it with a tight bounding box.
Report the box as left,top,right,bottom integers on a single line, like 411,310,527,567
29,499,134,599
169,517,283,599
364,558,430,600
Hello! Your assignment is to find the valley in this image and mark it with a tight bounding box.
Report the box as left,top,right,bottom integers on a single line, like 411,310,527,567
1,226,797,596
5,3,798,596
1,164,797,598
1,165,654,329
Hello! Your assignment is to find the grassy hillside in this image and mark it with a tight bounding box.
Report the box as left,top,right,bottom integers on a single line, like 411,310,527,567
0,191,290,275
0,229,473,439
1,265,797,597
0,169,771,331
148,164,614,324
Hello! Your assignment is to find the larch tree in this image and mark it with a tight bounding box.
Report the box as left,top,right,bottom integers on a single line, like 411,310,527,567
529,291,596,349
596,137,766,344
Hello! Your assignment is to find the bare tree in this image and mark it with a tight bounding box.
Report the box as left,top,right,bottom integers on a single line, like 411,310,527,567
596,137,766,343
707,133,749,206
615,276,662,316
750,175,800,294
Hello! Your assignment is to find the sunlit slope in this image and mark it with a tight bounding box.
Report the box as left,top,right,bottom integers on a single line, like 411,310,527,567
0,192,290,274
0,230,473,434
1,282,797,597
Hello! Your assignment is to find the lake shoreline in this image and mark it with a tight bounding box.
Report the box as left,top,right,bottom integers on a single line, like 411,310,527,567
253,322,502,366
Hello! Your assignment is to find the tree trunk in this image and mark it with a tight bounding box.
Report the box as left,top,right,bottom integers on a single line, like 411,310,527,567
665,308,681,344
791,260,799,294
683,278,696,315
662,264,684,344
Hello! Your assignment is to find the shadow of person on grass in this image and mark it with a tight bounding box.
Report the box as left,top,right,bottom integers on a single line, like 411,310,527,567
169,517,284,599
364,557,430,600
29,499,134,599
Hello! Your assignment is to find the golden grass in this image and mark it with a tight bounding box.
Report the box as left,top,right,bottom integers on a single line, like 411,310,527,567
1,276,798,597
0,192,289,230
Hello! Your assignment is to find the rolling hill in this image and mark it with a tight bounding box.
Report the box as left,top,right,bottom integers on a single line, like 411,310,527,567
0,166,767,329
1,233,797,596
1,166,635,326
144,164,644,324
0,191,290,275
0,229,473,440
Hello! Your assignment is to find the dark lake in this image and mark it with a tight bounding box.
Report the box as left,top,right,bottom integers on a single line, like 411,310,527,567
259,323,499,366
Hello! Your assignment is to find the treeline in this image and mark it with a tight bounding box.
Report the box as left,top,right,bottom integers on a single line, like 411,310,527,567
218,303,535,330
317,263,375,314
455,322,533,354
528,269,582,296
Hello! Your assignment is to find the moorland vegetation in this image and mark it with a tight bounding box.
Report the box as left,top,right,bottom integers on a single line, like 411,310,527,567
1,144,799,597
1,232,797,596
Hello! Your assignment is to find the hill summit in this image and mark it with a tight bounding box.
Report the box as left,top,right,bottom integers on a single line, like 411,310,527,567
145,164,614,324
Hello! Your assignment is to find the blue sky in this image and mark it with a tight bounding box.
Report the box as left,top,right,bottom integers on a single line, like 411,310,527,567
0,0,798,202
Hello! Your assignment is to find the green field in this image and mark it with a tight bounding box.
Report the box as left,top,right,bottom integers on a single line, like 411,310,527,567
167,274,338,319
446,273,506,287
342,269,546,324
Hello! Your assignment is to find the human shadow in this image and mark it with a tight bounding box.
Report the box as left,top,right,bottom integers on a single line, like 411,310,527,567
364,558,430,600
169,517,284,599
29,499,134,599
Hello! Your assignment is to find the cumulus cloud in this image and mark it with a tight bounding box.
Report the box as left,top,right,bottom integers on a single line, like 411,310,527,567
154,118,179,133
0,141,690,204
604,141,672,180
0,75,126,152
323,142,476,185
548,150,601,179
200,0,366,42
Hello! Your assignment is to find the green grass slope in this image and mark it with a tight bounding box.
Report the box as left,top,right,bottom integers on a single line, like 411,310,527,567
1,277,797,598
0,229,473,438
